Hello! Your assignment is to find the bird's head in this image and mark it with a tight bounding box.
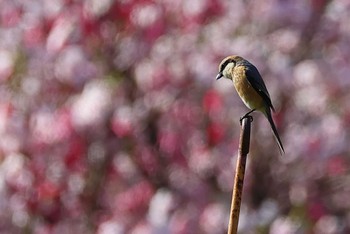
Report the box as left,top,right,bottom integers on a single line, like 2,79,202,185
216,55,245,80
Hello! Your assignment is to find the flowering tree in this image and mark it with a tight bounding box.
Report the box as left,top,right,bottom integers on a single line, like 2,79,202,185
0,0,349,233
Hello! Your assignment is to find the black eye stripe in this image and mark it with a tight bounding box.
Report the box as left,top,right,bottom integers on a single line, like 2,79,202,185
220,59,235,72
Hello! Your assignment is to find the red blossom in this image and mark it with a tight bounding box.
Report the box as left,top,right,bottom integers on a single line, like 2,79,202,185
207,122,225,146
203,89,223,114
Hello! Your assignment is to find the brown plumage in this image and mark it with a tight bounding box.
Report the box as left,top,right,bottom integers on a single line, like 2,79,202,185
216,55,284,154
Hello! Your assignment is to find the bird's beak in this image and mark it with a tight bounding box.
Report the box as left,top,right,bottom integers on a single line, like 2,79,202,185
216,72,223,80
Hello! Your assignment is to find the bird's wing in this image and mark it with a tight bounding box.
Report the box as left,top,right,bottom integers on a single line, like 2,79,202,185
245,64,275,111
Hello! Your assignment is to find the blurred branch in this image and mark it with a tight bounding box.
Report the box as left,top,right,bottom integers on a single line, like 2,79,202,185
81,111,116,232
292,0,331,63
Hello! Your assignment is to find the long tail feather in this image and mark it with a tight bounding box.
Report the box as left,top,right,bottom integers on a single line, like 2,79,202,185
264,109,285,155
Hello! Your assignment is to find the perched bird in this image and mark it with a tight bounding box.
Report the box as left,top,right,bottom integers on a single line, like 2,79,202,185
216,55,284,154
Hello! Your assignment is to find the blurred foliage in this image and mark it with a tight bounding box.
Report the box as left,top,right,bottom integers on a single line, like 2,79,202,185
0,0,350,233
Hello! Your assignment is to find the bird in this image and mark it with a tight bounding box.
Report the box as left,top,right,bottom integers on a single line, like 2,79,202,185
216,55,284,154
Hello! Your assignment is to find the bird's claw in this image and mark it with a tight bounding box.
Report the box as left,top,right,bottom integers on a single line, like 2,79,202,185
240,114,253,125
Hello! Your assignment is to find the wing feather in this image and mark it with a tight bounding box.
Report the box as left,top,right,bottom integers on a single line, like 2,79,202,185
244,64,275,111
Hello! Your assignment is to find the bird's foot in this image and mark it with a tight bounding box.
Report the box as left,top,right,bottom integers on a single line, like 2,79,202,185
239,114,253,125
239,109,255,125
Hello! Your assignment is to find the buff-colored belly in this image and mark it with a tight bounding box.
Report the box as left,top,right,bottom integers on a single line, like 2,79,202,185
233,67,265,111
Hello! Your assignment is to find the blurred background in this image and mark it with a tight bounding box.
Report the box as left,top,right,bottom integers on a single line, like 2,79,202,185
0,0,350,233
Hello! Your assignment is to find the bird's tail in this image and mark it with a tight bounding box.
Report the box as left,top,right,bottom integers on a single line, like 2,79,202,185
263,109,285,155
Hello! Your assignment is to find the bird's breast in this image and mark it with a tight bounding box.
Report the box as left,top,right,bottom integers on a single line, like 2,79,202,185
232,66,265,111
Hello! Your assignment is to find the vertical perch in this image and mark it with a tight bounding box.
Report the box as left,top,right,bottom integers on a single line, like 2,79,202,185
227,116,252,234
